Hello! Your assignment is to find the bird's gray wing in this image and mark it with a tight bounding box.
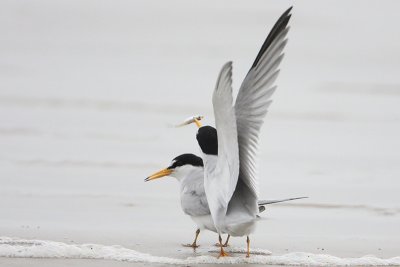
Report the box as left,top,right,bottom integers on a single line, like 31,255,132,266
181,183,210,217
206,62,240,227
234,7,292,199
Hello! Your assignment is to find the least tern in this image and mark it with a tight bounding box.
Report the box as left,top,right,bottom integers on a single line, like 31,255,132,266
145,153,305,248
186,7,293,257
145,153,213,248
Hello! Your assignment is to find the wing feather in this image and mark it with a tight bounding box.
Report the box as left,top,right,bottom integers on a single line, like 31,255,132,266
235,7,292,198
211,61,239,207
204,62,240,230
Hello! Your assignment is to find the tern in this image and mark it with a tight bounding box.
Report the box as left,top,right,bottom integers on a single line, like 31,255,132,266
184,7,293,257
145,153,306,248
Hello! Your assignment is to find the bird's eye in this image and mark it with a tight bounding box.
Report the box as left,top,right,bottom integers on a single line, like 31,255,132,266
168,160,179,169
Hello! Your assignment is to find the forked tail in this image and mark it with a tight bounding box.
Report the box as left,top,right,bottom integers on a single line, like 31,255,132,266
258,197,308,213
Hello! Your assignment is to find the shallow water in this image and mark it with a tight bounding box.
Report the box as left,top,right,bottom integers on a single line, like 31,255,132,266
1,0,400,265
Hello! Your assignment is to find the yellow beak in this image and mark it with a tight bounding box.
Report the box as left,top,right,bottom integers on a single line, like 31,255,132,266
144,168,173,182
194,118,202,128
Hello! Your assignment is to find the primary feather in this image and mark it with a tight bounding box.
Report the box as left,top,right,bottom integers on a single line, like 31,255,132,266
235,7,292,199
199,7,292,236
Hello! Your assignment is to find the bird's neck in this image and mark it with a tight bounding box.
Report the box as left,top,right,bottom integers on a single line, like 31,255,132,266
174,165,203,183
201,153,218,174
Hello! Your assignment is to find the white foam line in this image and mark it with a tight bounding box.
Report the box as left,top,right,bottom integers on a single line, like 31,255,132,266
207,246,272,255
1,237,400,266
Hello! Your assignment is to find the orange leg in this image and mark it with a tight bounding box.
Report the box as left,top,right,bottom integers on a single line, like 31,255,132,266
246,236,250,258
215,234,230,247
217,234,229,258
182,229,200,249
223,235,230,247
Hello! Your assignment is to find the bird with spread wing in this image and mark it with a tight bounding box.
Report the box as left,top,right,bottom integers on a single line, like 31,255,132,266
145,153,305,249
187,7,293,257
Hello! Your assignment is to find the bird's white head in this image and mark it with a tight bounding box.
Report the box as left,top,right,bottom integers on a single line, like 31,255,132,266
145,154,203,182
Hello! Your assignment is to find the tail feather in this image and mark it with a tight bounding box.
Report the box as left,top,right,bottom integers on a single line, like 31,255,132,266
258,196,308,213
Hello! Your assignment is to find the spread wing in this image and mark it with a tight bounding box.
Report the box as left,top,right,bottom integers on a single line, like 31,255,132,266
235,7,292,198
206,62,240,226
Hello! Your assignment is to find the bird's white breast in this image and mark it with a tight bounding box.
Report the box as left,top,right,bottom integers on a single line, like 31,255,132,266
178,166,210,217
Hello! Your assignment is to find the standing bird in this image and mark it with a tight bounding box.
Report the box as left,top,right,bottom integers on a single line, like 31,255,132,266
145,153,215,248
145,153,305,249
187,7,293,257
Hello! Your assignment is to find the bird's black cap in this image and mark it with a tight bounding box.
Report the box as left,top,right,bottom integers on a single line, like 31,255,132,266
196,126,218,156
168,153,203,169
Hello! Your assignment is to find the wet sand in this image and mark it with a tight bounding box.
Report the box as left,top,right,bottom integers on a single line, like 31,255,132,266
1,0,400,265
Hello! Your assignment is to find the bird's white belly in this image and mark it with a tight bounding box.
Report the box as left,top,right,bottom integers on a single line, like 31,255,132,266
220,178,259,237
223,219,257,237
191,215,218,233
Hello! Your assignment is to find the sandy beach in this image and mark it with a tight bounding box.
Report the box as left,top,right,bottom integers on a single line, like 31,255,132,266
1,0,400,266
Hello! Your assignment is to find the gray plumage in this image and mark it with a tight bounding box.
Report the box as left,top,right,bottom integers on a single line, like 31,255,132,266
198,7,292,237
